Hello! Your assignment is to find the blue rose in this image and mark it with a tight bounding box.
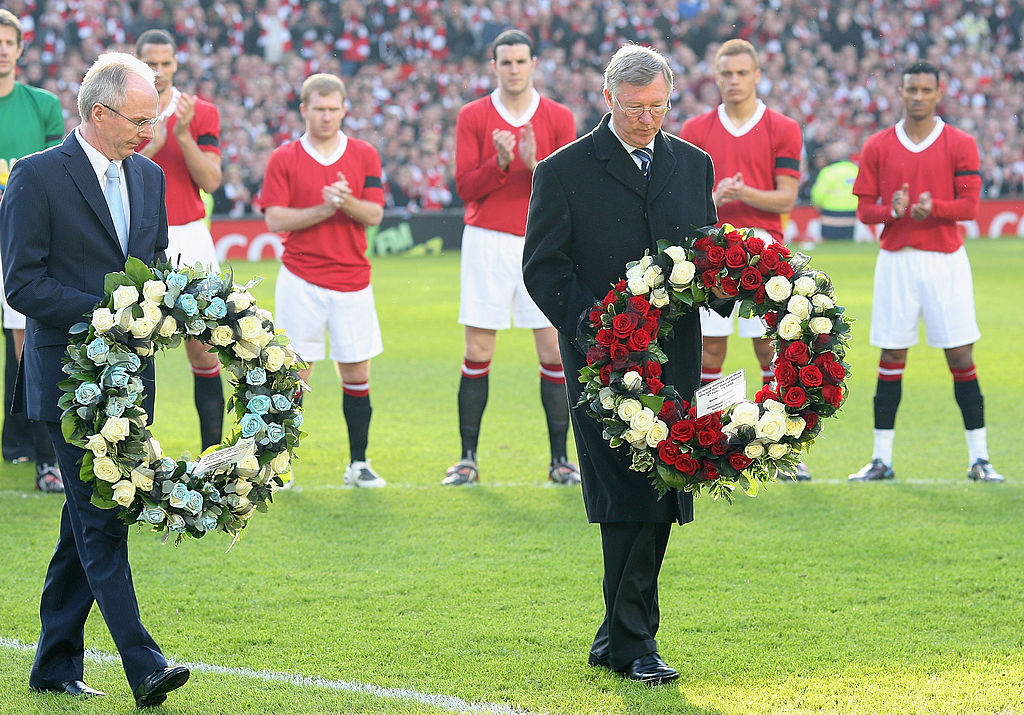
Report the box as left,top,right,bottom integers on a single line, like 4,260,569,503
247,395,272,415
75,382,102,406
265,423,285,443
123,353,142,372
246,367,267,386
204,487,222,504
127,377,144,396
86,338,110,365
104,398,128,418
139,505,166,525
165,272,188,291
204,297,227,319
168,482,190,509
199,516,219,533
293,412,303,428
203,275,225,294
185,318,206,335
158,457,177,473
271,393,292,412
177,294,199,316
239,413,267,438
185,490,204,516
101,365,130,389
166,513,186,533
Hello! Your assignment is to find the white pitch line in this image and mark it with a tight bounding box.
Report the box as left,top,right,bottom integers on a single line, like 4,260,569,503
0,638,541,715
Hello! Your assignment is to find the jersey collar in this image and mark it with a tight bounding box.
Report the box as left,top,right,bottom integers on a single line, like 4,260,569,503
490,88,540,127
716,99,767,138
895,117,945,153
300,131,348,165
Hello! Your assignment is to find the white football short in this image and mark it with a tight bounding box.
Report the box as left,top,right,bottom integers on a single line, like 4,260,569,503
166,219,221,273
0,271,26,330
458,225,551,330
870,245,980,350
699,227,772,338
274,265,383,364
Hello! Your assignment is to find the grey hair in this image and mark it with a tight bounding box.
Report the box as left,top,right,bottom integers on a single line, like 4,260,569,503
603,44,673,97
78,52,156,122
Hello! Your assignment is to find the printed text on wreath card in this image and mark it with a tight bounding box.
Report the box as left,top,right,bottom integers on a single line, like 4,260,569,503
695,370,747,418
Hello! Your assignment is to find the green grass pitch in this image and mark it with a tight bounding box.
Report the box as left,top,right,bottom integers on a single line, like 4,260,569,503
1,238,1023,714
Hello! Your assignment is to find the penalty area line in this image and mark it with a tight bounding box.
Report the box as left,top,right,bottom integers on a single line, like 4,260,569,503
0,638,540,715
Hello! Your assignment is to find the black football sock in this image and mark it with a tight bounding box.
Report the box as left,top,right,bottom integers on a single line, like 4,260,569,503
951,365,984,430
873,360,904,430
458,359,490,462
193,369,224,449
342,389,371,463
540,362,569,462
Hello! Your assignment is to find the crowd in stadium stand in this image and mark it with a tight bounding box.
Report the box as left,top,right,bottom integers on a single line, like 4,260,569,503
7,0,1024,213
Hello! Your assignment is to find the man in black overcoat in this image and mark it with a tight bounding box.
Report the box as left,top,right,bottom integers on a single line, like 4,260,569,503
523,44,727,684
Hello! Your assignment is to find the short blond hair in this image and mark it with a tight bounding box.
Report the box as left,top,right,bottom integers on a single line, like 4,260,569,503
714,38,759,69
300,73,346,104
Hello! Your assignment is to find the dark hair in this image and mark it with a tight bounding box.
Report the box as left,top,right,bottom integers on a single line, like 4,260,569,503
490,29,534,61
901,61,940,85
135,28,175,56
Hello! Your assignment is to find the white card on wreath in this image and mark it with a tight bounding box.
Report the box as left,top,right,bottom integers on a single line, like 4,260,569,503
694,369,747,418
195,437,256,475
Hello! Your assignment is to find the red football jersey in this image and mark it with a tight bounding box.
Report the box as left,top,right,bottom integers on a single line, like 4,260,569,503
139,92,220,226
259,134,385,292
455,90,576,236
680,101,802,242
853,119,981,253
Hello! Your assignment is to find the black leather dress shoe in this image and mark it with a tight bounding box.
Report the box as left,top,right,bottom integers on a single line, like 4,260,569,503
133,666,190,708
587,651,610,669
30,679,106,697
623,652,679,685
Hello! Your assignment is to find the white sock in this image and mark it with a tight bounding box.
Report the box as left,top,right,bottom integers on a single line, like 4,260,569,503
965,427,988,465
873,429,895,466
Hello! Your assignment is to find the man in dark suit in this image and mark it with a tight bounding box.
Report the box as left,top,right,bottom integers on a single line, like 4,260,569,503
0,52,189,707
523,44,724,685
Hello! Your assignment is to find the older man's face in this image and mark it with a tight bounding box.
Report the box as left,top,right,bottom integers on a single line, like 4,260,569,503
604,73,670,149
93,73,159,161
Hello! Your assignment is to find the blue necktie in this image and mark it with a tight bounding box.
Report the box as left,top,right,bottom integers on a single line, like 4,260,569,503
104,161,128,256
632,147,652,180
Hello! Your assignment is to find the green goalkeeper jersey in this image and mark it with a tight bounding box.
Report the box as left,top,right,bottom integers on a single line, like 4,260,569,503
0,81,64,185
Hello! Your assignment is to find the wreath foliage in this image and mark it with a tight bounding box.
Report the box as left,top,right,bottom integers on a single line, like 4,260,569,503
578,225,851,501
60,257,306,542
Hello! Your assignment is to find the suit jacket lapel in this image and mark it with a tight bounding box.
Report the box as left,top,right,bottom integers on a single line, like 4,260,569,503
592,114,648,199
61,133,124,252
647,131,676,202
123,155,145,257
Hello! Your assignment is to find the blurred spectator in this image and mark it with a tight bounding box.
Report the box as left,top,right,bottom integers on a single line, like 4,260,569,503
810,142,860,240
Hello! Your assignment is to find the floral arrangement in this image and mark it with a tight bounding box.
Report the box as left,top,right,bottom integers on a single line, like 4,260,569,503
578,225,850,501
59,257,306,542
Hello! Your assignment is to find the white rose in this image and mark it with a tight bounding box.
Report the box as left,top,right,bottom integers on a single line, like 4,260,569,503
627,276,649,295
623,428,646,446
256,308,273,323
764,276,792,302
664,245,686,262
645,419,669,448
144,436,162,462
282,348,297,368
744,442,766,459
786,416,806,438
730,401,759,426
625,264,645,281
140,300,163,324
668,260,695,287
112,479,136,507
130,317,156,339
271,451,291,474
794,275,817,296
638,255,654,271
643,265,664,288
768,443,790,460
227,291,252,312
787,295,811,320
622,371,643,392
233,341,260,360
233,495,251,512
812,294,835,312
754,411,787,442
809,317,833,335
158,315,178,337
599,387,616,411
617,398,642,422
137,343,154,358
629,407,656,434
778,314,804,341
84,433,108,457
209,324,235,346
93,456,120,483
649,287,670,308
236,315,263,340
114,306,134,331
235,478,254,498
253,330,274,349
91,308,115,334
112,285,140,311
130,468,154,491
236,455,261,478
142,280,167,303
762,399,787,414
100,416,131,443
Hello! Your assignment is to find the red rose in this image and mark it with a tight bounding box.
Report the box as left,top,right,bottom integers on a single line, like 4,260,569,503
586,346,608,365
784,341,811,365
686,404,697,419
693,252,712,272
774,242,791,258
609,343,629,366
729,452,752,470
802,411,819,430
764,311,779,328
720,276,739,296
814,351,835,366
775,359,798,389
826,361,846,382
702,461,719,481
759,249,780,271
776,262,795,278
658,442,682,465
670,420,696,443
596,329,616,347
643,316,659,337
725,245,748,269
676,453,699,475
627,331,651,351
589,307,604,327
701,269,719,289
754,286,767,303
816,334,832,349
740,266,763,290
602,290,617,308
822,384,844,407
628,295,650,316
611,313,636,338
644,361,662,379
614,280,627,293
647,377,664,394
658,399,679,423
600,364,612,385
745,236,765,254
799,365,823,388
648,307,661,321
694,237,715,252
695,412,721,430
783,386,807,408
710,437,728,455
697,428,719,447
725,231,744,247
707,245,726,267
755,385,779,403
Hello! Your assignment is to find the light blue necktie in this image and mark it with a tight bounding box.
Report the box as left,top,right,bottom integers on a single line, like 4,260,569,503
632,147,652,180
104,161,128,255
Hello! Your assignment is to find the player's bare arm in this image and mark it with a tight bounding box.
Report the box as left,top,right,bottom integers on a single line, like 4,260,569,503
731,172,799,214
172,92,222,193
492,128,516,170
518,123,538,172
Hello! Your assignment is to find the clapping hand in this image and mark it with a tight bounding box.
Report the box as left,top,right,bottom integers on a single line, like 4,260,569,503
891,182,909,219
172,93,196,138
518,123,538,171
492,129,516,170
322,172,352,212
910,191,932,221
